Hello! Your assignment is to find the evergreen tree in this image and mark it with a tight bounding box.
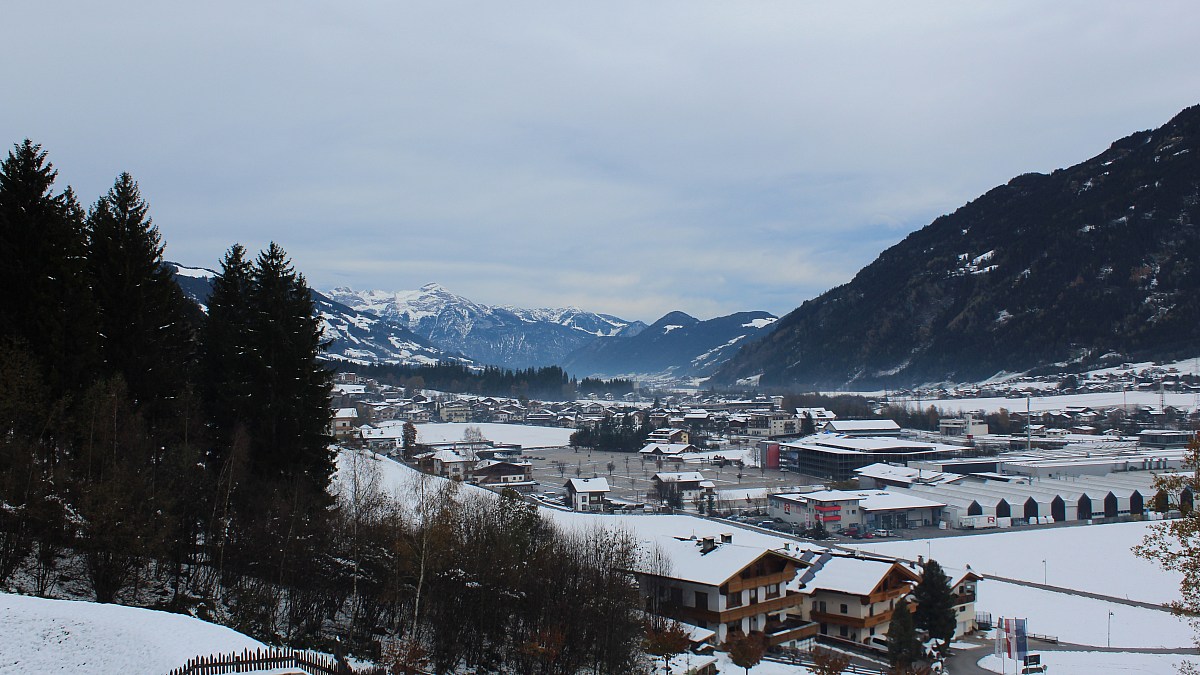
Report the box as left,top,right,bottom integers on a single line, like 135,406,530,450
886,597,921,669
0,140,96,395
912,558,957,653
201,244,255,449
244,242,333,488
85,172,196,429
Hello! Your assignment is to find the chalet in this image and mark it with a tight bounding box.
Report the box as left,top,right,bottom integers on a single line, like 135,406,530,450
441,400,474,424
651,472,716,505
473,460,536,493
633,534,818,648
950,567,983,638
648,428,690,445
416,449,474,480
565,477,610,512
794,551,921,645
639,443,699,458
331,407,360,441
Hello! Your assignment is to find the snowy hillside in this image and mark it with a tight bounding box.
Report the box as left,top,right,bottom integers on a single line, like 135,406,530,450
0,593,266,674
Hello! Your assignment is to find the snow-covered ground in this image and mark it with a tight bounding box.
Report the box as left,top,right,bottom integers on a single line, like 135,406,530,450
977,581,1191,648
337,448,1196,651
979,650,1193,674
412,422,574,448
915,390,1200,415
846,521,1180,604
0,592,267,674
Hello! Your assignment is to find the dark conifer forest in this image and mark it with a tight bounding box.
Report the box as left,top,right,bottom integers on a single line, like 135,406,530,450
0,141,643,673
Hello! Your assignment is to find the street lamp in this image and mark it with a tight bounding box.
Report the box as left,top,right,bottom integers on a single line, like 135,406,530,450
1042,559,1047,585
1108,610,1114,647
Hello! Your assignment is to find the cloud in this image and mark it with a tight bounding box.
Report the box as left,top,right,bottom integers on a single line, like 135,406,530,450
4,1,1200,321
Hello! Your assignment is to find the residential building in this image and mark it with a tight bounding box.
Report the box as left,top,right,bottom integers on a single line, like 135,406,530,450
794,551,921,645
472,460,536,493
648,428,690,444
331,407,360,441
652,472,716,505
633,534,818,648
565,477,610,511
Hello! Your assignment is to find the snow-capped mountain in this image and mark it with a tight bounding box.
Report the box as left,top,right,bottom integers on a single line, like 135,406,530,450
167,264,456,366
561,310,778,378
325,283,646,369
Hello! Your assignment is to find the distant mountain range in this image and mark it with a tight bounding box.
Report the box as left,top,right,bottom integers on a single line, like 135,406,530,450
325,284,647,369
562,310,777,378
168,264,454,367
712,103,1200,390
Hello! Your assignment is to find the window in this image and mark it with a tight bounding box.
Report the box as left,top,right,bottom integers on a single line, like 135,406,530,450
766,583,780,599
840,604,848,614
839,626,848,637
695,591,708,610
727,591,743,608
670,588,683,605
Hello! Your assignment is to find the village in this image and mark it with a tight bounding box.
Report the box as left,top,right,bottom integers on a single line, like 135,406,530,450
317,370,1200,673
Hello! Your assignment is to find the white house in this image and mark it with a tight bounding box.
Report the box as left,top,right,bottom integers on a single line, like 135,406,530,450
565,477,610,512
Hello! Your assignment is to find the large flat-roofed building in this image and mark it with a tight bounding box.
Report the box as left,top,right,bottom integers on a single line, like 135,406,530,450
768,489,946,531
779,435,961,481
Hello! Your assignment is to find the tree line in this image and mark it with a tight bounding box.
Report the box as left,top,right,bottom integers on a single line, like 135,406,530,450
339,360,635,401
0,140,645,672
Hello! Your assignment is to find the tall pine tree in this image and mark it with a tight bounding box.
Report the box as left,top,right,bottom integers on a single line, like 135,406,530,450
0,140,96,395
912,558,957,653
85,172,196,430
244,242,333,488
201,244,255,450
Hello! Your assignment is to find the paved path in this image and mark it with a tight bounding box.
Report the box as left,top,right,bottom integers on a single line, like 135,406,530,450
979,573,1176,613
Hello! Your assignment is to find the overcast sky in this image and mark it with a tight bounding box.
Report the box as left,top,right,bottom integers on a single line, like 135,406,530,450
5,2,1199,321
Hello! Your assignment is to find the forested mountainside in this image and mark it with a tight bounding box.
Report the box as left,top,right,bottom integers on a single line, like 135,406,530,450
713,104,1200,390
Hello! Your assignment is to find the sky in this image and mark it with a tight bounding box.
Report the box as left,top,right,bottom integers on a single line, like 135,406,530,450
4,2,1199,322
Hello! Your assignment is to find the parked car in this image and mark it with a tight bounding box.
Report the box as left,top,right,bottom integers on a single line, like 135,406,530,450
873,529,893,538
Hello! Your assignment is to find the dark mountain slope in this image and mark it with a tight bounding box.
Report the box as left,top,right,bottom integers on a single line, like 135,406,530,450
713,104,1200,389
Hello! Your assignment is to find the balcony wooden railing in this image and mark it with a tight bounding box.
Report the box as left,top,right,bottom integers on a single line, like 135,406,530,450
810,609,894,630
725,569,794,594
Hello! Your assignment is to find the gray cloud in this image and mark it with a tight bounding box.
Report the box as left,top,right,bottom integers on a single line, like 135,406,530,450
4,1,1199,321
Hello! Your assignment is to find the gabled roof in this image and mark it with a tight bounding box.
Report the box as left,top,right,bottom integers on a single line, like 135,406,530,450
653,471,706,483
639,443,695,455
333,407,359,418
566,477,610,493
797,553,920,596
642,536,805,587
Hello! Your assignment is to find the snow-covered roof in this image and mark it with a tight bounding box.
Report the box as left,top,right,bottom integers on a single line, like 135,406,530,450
645,536,802,587
773,489,945,512
333,407,358,418
854,462,963,486
567,477,610,493
639,443,694,455
653,472,706,483
823,419,901,432
799,554,918,596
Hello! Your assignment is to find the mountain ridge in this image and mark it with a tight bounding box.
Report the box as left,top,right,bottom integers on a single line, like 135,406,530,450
712,103,1200,390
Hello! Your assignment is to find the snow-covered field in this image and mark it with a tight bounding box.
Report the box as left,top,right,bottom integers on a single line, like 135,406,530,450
978,581,1191,648
979,650,1193,674
0,593,266,674
846,521,1180,604
905,390,1199,415
413,422,574,448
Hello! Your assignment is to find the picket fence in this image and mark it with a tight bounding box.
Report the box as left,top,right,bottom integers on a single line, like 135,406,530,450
164,647,395,675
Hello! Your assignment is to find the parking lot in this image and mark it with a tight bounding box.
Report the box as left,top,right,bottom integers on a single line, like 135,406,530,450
520,445,819,506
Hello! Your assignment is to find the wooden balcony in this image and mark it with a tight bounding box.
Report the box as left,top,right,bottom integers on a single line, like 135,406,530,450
810,609,894,630
666,593,804,625
762,618,820,646
725,569,794,594
952,592,977,606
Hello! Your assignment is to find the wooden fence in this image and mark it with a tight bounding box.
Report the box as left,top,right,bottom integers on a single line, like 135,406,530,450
165,647,394,675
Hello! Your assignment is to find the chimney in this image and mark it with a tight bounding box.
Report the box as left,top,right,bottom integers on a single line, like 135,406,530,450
720,532,733,544
699,536,718,553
